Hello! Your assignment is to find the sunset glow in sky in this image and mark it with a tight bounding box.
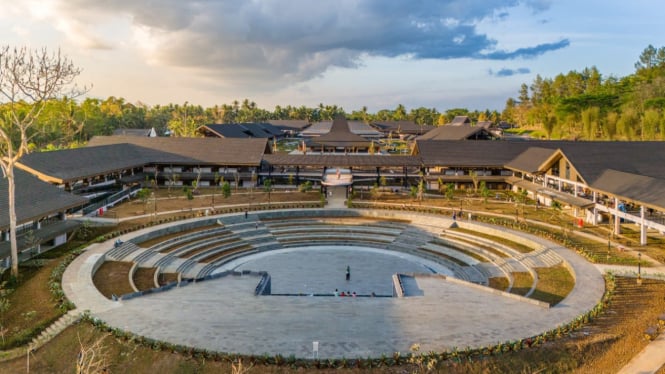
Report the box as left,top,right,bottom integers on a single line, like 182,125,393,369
1,0,661,112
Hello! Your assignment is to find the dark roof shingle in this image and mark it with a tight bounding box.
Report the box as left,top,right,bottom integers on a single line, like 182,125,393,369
1,169,87,230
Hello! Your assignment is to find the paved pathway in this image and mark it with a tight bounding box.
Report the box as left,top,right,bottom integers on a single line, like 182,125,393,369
618,332,665,374
62,210,605,359
326,186,348,209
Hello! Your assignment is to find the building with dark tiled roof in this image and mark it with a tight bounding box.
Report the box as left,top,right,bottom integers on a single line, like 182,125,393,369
371,120,433,137
199,123,284,140
308,116,373,152
1,169,87,268
7,133,665,271
112,127,157,137
267,120,312,135
450,116,471,126
417,124,500,141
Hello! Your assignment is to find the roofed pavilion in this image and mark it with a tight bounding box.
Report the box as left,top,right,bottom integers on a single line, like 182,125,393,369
309,115,373,153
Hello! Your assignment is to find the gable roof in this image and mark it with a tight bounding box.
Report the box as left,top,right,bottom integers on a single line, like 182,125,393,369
200,123,283,139
417,124,496,140
1,169,88,230
311,116,371,148
112,128,156,137
87,136,268,165
347,121,383,138
505,147,558,173
450,116,471,126
267,120,311,132
590,169,665,209
371,120,432,135
555,142,665,183
416,140,536,167
17,143,167,183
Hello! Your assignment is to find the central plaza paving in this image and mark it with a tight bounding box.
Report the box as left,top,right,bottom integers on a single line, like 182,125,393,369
64,217,604,359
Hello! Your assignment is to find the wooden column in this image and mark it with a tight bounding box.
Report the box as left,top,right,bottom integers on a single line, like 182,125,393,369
614,197,621,235
640,205,647,245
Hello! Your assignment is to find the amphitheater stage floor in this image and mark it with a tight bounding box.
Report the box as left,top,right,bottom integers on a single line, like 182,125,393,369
215,246,455,295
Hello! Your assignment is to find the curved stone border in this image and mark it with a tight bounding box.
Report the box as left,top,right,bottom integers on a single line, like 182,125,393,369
62,208,605,359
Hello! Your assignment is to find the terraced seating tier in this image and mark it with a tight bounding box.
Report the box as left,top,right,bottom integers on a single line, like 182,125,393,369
105,242,142,261
275,233,395,247
149,226,230,253
101,209,568,303
268,225,402,237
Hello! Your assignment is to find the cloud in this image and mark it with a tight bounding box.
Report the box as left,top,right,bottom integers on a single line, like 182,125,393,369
489,67,531,77
524,0,553,13
481,39,570,60
20,0,566,88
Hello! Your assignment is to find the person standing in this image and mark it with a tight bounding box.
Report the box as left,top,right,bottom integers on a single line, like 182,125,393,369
346,265,351,281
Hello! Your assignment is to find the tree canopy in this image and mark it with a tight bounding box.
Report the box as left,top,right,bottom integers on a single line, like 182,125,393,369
501,45,665,140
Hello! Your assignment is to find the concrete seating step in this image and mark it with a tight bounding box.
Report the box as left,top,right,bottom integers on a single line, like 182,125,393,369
275,233,394,245
268,225,402,237
441,229,522,258
106,242,142,261
421,242,480,266
149,226,230,253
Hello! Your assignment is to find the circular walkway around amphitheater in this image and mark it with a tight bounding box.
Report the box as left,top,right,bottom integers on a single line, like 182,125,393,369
62,209,605,359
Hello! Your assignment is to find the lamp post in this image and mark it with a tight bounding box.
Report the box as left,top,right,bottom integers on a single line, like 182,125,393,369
151,192,156,221
637,252,642,285
607,232,611,262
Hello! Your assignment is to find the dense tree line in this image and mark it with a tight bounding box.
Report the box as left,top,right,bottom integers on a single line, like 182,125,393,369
502,45,665,140
0,97,500,150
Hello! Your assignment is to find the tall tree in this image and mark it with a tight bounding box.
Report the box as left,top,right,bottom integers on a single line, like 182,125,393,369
0,46,85,277
393,104,407,121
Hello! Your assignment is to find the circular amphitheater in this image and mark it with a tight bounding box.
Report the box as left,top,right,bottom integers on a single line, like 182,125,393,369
63,209,604,359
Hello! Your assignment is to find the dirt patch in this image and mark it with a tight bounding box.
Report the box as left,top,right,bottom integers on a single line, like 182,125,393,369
107,190,320,219
133,267,157,291
0,260,63,349
93,261,134,299
158,273,178,286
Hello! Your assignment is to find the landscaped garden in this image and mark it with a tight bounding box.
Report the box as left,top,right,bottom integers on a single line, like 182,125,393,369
1,189,664,373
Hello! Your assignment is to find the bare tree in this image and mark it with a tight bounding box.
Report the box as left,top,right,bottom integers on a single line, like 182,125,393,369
76,333,109,374
0,46,86,277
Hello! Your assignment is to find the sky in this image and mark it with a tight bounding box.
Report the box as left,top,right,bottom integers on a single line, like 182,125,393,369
0,0,662,113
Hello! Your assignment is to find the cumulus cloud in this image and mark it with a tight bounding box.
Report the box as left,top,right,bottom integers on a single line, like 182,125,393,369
489,67,531,77
22,0,568,87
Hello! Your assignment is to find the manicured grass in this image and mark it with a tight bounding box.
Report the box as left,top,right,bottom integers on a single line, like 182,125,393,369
488,276,509,291
509,272,533,296
530,264,576,306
